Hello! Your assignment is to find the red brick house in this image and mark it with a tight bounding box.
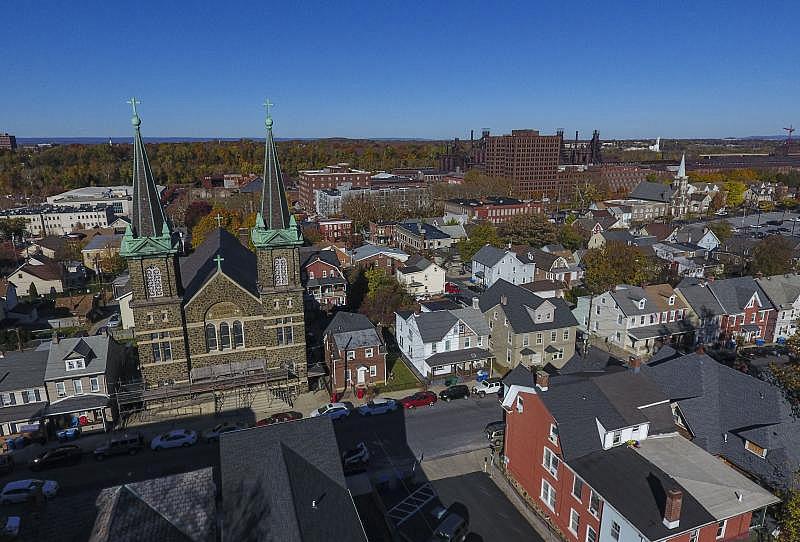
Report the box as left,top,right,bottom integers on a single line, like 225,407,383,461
350,245,409,275
324,311,387,394
318,219,354,245
502,368,777,542
368,221,397,246
300,249,347,310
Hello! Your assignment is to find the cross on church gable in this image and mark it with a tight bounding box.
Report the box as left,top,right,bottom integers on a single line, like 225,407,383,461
214,254,224,271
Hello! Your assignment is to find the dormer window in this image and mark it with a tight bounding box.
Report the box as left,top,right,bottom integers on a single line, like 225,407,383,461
638,299,646,310
65,358,86,371
668,295,675,306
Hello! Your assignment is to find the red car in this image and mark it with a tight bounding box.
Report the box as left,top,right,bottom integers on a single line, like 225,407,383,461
444,282,461,294
400,391,437,409
256,411,303,426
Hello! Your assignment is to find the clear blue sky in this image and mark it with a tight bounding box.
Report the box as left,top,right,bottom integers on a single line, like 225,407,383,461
2,1,798,139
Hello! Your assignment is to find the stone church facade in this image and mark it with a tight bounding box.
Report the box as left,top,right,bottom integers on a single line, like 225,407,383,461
120,102,308,394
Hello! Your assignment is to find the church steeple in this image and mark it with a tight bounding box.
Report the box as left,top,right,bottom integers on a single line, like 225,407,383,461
676,153,686,179
251,99,303,248
120,98,177,258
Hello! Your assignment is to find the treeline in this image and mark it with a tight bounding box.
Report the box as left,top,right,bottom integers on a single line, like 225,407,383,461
0,139,443,196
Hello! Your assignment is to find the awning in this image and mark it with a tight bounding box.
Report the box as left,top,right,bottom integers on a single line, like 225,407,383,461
544,345,561,354
627,320,695,341
740,324,761,333
520,348,536,356
425,347,490,368
43,395,109,416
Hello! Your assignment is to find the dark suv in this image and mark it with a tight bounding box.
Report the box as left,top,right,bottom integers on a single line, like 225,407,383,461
93,433,146,461
439,384,470,401
29,445,83,471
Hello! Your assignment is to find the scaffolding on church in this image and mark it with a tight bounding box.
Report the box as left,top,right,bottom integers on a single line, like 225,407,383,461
113,358,310,423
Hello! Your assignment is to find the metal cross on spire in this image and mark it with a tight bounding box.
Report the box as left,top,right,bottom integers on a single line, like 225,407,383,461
263,98,275,119
213,254,224,271
127,97,141,116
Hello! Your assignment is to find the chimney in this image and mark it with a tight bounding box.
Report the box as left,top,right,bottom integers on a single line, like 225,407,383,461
629,357,643,373
52,331,59,344
695,345,705,355
472,297,480,310
535,370,549,391
500,295,508,306
663,489,683,529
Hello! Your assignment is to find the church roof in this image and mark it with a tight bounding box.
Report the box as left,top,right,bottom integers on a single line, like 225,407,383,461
180,228,259,300
129,100,169,239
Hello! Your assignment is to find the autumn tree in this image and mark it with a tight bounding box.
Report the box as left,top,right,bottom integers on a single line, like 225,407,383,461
191,207,242,248
358,268,414,326
0,218,27,240
184,200,212,230
557,224,586,251
724,181,747,207
459,223,502,261
709,191,726,213
777,478,800,542
497,213,558,247
750,235,794,276
583,242,662,293
708,221,732,243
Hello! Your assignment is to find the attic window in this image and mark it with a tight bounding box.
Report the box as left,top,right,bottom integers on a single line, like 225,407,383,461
668,295,675,306
744,440,767,458
65,358,85,371
638,299,646,310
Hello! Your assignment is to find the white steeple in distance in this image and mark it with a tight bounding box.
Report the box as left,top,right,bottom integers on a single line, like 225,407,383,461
677,153,686,178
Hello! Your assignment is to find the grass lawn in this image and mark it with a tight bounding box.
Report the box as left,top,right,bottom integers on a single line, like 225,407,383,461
378,353,421,393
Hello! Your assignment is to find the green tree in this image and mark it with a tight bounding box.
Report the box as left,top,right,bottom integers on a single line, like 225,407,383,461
750,235,794,276
28,282,39,298
497,213,557,247
777,479,800,542
359,268,414,326
724,181,747,207
459,223,502,261
557,224,586,251
708,221,732,243
0,218,28,240
583,242,662,293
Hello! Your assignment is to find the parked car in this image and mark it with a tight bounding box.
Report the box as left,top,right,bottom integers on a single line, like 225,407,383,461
309,403,351,420
444,282,461,294
202,422,248,443
430,512,469,542
150,429,198,451
56,427,81,442
439,384,470,402
3,516,20,537
256,411,303,426
357,398,398,416
93,433,146,460
0,480,59,504
107,313,121,328
472,378,502,398
342,442,370,466
0,454,14,476
485,421,506,442
399,391,437,409
28,445,83,471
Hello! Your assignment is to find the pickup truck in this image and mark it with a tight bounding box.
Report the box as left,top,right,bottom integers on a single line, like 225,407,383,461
472,378,502,398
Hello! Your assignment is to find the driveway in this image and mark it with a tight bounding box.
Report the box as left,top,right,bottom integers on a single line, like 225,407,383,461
433,472,545,542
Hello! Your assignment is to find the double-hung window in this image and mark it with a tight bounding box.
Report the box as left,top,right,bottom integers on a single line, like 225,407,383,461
543,447,559,478
572,476,584,500
540,479,556,511
569,509,580,535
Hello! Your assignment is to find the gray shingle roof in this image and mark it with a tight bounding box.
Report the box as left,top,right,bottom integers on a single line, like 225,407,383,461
449,308,491,336
220,417,367,542
630,180,674,203
472,245,507,267
324,312,374,335
45,335,124,381
676,280,726,317
350,244,408,262
412,311,458,342
397,221,449,240
181,228,259,300
756,274,800,310
0,349,48,393
82,234,124,252
425,347,490,367
398,254,434,274
706,276,773,314
479,279,577,333
90,468,216,542
643,352,800,490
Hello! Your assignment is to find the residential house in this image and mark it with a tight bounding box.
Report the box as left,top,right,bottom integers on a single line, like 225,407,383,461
687,191,714,215
368,221,397,245
665,224,720,251
42,334,127,434
395,221,453,252
577,284,694,357
324,312,387,394
676,276,775,345
316,218,354,245
644,348,800,491
0,279,18,320
586,229,634,250
395,255,445,297
532,249,583,287
471,245,536,289
350,244,409,274
520,280,565,299
81,233,123,272
23,236,68,260
651,242,714,278
502,369,778,542
744,182,787,205
8,254,65,296
112,273,134,330
633,223,678,242
220,418,369,542
479,279,577,368
395,306,491,381
300,249,347,310
0,349,48,438
755,273,800,341
572,215,621,238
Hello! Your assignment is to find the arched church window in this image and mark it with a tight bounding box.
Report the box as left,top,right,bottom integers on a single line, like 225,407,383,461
205,323,217,351
220,322,231,350
233,321,244,348
145,266,164,297
274,257,288,286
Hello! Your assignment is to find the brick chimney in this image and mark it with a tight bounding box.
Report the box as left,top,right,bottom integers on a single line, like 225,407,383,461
663,488,683,529
500,295,508,306
629,357,643,373
695,345,705,355
535,370,549,391
472,297,480,310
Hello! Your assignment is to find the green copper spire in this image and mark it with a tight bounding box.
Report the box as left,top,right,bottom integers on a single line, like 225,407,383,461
120,98,178,258
251,99,303,248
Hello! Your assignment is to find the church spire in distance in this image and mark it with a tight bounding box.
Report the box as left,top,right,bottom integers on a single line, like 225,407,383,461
251,99,303,248
120,98,177,258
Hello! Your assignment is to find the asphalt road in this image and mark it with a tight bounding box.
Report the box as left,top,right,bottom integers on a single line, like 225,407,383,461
0,394,503,498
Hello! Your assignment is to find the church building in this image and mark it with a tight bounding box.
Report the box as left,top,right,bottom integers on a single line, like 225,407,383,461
119,100,309,401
